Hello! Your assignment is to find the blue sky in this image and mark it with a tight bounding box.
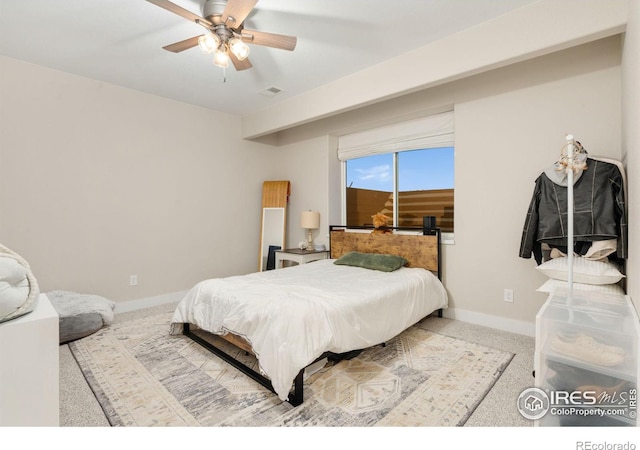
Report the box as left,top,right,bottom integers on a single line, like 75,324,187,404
346,147,454,191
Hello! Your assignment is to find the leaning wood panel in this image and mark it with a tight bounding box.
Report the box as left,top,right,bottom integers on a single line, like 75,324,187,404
330,230,438,273
262,181,290,208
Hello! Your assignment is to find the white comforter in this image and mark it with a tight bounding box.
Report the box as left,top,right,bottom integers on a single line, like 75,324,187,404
170,259,447,401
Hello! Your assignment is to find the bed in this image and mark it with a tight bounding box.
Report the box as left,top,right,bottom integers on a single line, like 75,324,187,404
169,226,448,405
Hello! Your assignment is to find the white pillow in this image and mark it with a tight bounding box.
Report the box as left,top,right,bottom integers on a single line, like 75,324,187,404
537,279,625,296
536,257,625,285
0,257,30,320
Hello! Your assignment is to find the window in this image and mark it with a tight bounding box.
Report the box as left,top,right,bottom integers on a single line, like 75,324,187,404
345,153,393,227
338,111,455,236
397,147,454,231
345,147,454,232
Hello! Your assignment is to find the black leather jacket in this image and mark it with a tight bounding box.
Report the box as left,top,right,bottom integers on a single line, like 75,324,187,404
519,158,627,263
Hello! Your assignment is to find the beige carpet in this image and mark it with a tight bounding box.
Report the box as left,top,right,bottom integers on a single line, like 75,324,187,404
68,312,514,427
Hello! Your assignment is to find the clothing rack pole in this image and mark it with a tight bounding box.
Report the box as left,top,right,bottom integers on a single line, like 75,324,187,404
565,134,575,303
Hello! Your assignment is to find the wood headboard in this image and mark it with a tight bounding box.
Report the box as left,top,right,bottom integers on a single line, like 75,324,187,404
329,226,441,278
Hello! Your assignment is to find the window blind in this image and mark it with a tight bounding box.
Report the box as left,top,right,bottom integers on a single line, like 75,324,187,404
337,111,454,161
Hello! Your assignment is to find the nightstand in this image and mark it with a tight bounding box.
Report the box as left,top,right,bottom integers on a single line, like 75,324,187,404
274,248,330,269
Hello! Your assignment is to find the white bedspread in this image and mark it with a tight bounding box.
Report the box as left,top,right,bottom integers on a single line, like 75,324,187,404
170,259,447,401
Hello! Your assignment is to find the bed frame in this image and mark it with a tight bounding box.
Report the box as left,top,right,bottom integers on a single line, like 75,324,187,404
181,225,443,406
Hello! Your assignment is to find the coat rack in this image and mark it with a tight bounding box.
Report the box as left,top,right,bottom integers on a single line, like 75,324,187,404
562,134,591,307
565,134,576,300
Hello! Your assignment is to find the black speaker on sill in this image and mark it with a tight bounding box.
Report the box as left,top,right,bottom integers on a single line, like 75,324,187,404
423,216,437,235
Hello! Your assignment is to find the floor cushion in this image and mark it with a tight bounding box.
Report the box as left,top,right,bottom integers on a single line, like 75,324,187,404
0,244,40,324
46,290,116,344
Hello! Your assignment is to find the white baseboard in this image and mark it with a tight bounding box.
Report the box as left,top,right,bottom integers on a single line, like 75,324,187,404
441,307,536,337
114,290,188,314
114,293,536,337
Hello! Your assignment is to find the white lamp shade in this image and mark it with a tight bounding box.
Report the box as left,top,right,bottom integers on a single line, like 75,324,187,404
229,37,250,61
301,211,320,229
198,33,219,54
213,47,230,68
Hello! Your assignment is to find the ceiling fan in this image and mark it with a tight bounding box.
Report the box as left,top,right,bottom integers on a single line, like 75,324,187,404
147,0,297,71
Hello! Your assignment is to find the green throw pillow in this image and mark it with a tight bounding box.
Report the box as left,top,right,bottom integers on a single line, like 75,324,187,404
334,251,408,272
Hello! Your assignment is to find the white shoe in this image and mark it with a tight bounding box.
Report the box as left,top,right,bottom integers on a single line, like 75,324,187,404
574,332,625,355
551,332,625,366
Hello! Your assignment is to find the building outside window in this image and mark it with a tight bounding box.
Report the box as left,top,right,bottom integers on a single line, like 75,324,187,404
345,147,454,232
338,111,455,237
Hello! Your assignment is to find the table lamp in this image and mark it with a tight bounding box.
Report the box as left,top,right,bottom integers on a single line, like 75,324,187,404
301,211,320,251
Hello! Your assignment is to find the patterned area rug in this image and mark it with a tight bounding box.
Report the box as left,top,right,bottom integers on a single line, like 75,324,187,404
69,312,513,427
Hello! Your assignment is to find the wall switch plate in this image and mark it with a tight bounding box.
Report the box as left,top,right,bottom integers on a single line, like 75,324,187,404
130,275,138,286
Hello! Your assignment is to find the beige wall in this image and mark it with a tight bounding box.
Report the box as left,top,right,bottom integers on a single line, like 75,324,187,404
242,0,627,139
270,136,332,250
451,40,621,325
0,27,630,330
622,0,639,311
0,56,278,302
274,36,624,331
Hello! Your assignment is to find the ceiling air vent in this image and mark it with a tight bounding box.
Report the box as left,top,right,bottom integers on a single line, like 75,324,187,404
259,86,284,97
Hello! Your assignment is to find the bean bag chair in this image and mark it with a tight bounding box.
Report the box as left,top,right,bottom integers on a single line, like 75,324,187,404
46,290,116,344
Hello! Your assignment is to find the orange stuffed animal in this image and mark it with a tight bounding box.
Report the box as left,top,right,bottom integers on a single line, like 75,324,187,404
371,212,392,235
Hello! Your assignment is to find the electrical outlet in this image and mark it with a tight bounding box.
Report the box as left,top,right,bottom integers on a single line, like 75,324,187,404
504,288,514,303
130,275,138,286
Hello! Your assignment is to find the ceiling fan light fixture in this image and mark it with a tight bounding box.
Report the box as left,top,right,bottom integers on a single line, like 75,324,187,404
213,44,230,68
229,37,250,61
198,33,220,54
149,0,298,73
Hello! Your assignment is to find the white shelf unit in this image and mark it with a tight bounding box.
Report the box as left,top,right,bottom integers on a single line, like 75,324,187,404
0,294,59,426
535,289,639,427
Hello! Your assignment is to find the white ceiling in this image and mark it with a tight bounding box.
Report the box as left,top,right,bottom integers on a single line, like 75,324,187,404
0,0,538,117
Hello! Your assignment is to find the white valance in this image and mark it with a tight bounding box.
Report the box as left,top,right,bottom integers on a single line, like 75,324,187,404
337,111,454,161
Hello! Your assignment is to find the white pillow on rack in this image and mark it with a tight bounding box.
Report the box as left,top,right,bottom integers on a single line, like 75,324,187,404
536,256,624,285
536,278,625,296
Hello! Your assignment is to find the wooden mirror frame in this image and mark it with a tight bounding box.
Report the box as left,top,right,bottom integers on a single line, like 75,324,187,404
259,181,290,271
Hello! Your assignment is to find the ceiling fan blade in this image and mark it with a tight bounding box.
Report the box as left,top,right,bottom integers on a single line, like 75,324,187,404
230,53,253,71
241,29,297,51
162,35,202,53
222,0,258,28
146,0,212,28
